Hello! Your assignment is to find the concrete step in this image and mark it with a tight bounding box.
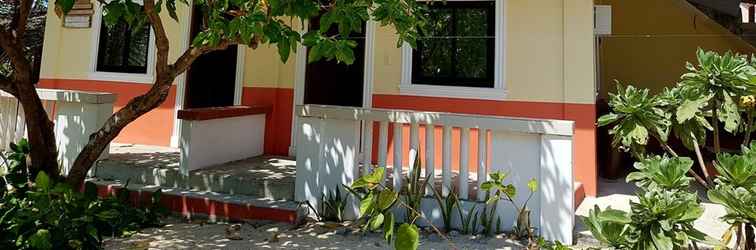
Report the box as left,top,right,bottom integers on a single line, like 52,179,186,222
93,153,296,201
89,179,306,224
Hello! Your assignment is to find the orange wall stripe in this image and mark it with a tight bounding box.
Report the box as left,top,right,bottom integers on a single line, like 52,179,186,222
241,87,293,156
39,79,176,146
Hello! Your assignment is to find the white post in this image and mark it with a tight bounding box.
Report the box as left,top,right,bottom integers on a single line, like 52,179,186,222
425,124,435,195
393,122,404,190
362,120,374,175
539,134,574,243
378,121,389,184
459,127,470,199
477,128,488,201
409,122,420,172
442,125,452,196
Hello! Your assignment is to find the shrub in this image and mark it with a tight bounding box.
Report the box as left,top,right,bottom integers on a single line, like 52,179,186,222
0,140,165,250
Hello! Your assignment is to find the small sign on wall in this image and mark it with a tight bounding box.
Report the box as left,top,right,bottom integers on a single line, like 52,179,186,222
62,2,94,28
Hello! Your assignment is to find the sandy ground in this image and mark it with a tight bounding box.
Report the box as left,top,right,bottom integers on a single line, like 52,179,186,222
103,217,528,250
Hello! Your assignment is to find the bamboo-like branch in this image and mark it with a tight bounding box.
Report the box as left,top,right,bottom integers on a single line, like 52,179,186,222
690,133,713,185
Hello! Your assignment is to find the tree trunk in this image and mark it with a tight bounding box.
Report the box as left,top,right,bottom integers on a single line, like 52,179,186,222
16,87,59,179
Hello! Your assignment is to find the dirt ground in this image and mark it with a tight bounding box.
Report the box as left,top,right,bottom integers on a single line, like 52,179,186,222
103,217,529,250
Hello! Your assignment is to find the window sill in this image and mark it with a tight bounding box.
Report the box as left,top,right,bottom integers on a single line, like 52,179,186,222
398,84,508,101
88,71,154,84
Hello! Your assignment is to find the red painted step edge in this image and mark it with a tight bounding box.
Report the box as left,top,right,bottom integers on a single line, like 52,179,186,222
574,182,586,210
95,183,298,224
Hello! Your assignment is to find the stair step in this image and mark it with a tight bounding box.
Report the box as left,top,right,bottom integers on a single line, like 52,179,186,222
94,155,296,201
89,179,306,224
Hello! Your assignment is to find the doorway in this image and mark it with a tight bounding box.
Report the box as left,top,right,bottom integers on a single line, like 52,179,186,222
303,16,366,107
184,6,238,108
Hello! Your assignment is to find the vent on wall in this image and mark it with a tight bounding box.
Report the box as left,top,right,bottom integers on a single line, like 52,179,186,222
594,5,612,36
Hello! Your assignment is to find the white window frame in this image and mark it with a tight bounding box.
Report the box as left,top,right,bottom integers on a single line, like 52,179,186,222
400,0,506,100
89,1,157,84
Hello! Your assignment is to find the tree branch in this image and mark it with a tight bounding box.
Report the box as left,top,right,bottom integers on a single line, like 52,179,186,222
15,0,33,39
143,0,170,75
171,40,238,76
0,30,32,83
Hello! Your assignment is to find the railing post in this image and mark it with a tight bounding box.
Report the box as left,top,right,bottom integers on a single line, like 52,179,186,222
362,120,373,175
425,124,435,195
393,122,404,190
459,127,470,199
442,125,452,196
477,128,488,201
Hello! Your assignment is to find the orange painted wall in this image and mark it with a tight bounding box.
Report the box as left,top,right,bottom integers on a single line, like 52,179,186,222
38,79,176,146
373,94,598,196
241,87,293,156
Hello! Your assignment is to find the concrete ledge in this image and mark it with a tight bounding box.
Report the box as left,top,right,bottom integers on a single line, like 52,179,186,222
2,88,117,104
177,105,271,121
90,179,305,224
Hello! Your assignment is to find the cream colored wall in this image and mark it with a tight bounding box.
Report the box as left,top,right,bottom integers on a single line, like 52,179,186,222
372,0,596,104
242,21,300,89
595,0,755,99
40,3,191,81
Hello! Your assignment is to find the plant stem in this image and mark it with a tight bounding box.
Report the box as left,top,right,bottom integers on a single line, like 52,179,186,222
690,132,713,185
745,110,754,147
713,101,722,155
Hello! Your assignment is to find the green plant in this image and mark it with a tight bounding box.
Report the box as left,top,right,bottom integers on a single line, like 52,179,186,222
431,185,457,233
402,155,429,223
459,201,479,235
707,142,756,249
307,187,347,222
626,155,694,191
598,83,671,158
586,156,719,249
0,140,165,250
480,171,538,239
680,49,756,154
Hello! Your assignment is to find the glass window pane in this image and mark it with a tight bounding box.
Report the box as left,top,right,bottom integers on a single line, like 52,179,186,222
127,28,149,68
422,7,453,37
455,38,491,79
100,22,127,68
416,39,453,79
456,7,490,37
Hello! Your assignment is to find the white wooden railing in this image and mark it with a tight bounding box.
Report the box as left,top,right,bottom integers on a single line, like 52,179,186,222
294,104,575,243
0,89,115,174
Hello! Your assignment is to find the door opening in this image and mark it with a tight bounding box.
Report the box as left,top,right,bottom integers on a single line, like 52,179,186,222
184,6,237,108
303,16,366,107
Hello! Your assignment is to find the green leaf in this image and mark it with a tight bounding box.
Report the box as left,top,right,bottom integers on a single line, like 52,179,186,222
56,0,76,14
527,178,537,193
383,212,395,242
359,193,374,215
29,229,52,250
35,171,51,191
676,97,707,123
597,113,620,127
395,223,419,250
368,213,384,230
376,189,397,211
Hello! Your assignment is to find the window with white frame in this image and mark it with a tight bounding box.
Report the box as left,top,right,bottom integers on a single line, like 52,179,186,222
96,14,151,74
401,0,504,100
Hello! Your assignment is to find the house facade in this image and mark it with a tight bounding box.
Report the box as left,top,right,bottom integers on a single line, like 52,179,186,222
38,0,598,197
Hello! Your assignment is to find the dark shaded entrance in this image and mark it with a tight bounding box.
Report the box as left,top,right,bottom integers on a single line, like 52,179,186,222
303,17,365,107
184,6,237,108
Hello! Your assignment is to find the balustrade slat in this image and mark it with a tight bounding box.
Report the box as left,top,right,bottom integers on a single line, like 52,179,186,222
378,121,389,184
377,122,388,166
442,125,452,196
477,128,488,201
459,127,470,199
409,122,419,173
362,121,373,175
424,124,435,195
393,122,404,190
